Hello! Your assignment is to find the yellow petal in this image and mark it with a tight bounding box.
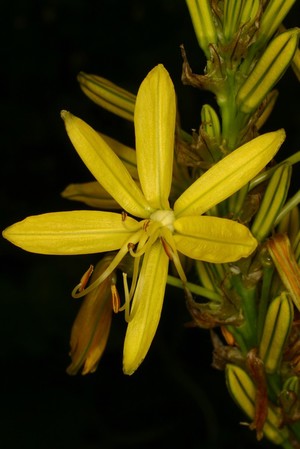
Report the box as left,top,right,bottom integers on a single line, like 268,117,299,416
174,216,257,262
61,111,152,218
77,72,135,121
61,181,120,209
123,240,169,375
134,64,176,210
3,211,140,255
100,133,138,179
174,130,285,218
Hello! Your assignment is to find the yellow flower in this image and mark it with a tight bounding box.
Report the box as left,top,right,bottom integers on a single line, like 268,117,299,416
3,65,285,374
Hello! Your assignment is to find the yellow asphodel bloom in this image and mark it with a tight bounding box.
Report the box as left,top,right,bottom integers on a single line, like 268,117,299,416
3,65,285,375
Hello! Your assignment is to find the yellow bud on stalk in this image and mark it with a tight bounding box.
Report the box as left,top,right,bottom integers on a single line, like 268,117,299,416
251,163,291,242
259,292,294,374
77,72,136,121
186,0,218,58
200,104,221,141
258,0,297,45
240,0,260,29
223,0,244,42
226,364,289,444
237,29,300,114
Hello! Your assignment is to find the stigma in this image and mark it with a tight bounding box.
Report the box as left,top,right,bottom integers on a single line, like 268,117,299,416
150,210,175,232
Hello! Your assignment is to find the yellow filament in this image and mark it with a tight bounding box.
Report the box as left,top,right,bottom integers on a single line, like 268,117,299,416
161,227,187,284
72,229,144,298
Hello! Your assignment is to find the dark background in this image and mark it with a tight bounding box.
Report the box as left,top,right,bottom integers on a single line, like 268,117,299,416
1,1,299,448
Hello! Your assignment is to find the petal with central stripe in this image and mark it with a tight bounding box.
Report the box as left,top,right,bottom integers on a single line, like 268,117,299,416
174,216,257,262
134,65,176,210
3,211,141,255
174,130,285,218
61,111,152,218
123,240,169,375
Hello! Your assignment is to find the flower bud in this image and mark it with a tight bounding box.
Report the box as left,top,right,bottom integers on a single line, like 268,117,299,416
186,0,218,58
226,364,289,443
67,259,115,375
200,104,221,141
257,0,297,46
259,292,293,374
77,72,135,121
251,163,291,242
237,29,300,114
223,0,244,42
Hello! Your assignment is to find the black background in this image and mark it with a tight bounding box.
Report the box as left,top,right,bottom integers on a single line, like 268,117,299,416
1,1,299,448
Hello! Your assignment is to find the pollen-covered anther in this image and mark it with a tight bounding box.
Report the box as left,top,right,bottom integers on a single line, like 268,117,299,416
111,284,120,313
127,242,136,252
78,264,94,292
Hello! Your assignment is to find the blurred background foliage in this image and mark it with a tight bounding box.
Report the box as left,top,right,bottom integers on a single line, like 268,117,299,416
1,1,299,448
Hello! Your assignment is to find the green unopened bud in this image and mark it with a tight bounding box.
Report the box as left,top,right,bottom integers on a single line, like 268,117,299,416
280,377,300,422
240,0,261,29
223,0,244,42
258,0,297,46
226,364,289,444
200,104,221,141
283,376,300,396
259,292,293,374
77,72,136,121
251,163,291,242
186,0,218,58
237,29,300,114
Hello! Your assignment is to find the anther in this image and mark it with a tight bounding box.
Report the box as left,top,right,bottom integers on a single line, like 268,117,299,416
111,284,120,313
78,265,94,292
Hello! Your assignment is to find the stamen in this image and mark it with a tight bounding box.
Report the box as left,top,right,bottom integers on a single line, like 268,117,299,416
78,264,94,292
161,228,187,284
111,284,120,313
129,222,161,258
122,272,131,322
122,211,127,221
128,256,141,301
72,229,144,298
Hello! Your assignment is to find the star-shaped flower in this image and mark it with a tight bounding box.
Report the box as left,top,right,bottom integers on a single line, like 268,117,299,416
3,65,285,374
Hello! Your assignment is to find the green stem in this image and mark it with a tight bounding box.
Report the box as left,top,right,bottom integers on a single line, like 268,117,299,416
274,190,300,226
167,275,223,302
230,274,258,349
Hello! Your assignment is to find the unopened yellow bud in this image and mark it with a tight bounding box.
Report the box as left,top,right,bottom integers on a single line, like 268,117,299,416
251,163,291,242
237,29,300,114
77,72,136,121
186,0,218,58
226,364,289,444
259,292,293,373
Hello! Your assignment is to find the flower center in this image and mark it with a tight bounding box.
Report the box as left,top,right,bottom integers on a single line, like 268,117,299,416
150,209,175,232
